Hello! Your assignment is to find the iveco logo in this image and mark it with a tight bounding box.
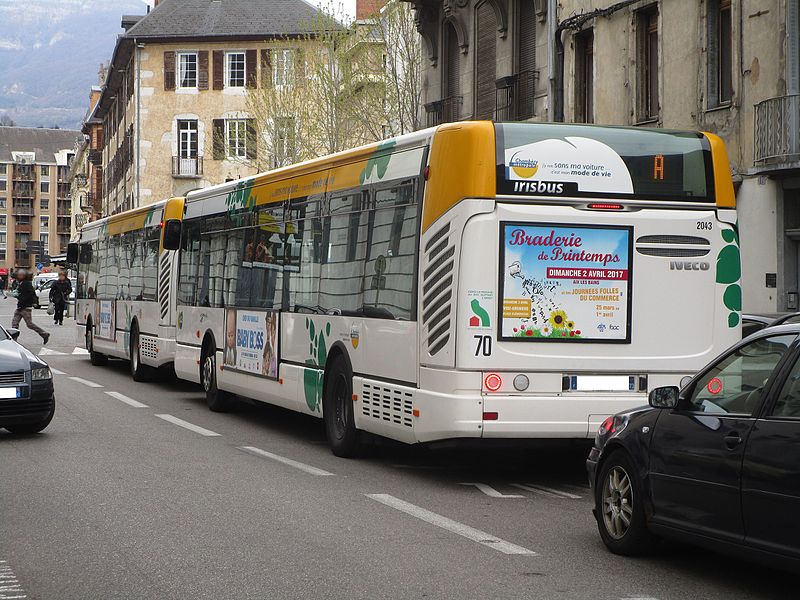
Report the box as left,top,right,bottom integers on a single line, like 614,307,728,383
670,261,710,271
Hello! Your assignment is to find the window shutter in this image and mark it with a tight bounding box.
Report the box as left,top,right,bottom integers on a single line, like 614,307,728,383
475,2,497,120
212,119,225,160
518,0,536,74
212,51,224,90
246,119,257,160
706,1,719,106
789,0,800,94
164,51,175,91
261,49,273,87
246,49,258,88
198,51,209,91
445,23,460,99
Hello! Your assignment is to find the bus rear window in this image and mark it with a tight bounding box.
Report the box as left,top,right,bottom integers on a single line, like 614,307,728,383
495,123,713,202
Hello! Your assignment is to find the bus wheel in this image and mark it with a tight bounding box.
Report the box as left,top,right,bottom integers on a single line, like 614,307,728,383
86,323,108,366
129,323,154,382
201,345,234,412
323,354,360,458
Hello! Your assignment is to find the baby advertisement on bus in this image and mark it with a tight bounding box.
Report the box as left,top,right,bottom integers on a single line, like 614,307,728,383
499,222,632,343
223,308,279,379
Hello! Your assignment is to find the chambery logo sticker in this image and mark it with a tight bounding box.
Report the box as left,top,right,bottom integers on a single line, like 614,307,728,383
509,153,539,179
467,290,494,329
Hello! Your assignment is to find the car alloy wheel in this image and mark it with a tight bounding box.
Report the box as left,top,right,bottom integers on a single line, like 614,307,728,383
602,465,634,540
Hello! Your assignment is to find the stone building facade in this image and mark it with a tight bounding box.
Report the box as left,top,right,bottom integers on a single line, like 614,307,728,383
93,0,325,216
410,0,800,312
0,127,81,271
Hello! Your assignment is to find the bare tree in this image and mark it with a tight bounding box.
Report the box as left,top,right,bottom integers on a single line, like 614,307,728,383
0,115,16,127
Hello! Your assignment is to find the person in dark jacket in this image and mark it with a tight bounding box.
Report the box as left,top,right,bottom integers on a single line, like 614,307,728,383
11,270,49,344
49,272,72,326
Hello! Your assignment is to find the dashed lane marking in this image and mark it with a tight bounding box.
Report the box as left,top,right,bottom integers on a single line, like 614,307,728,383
366,494,537,556
238,446,335,476
49,368,67,375
0,560,28,599
72,347,89,355
459,483,524,498
37,347,65,356
511,483,582,500
68,377,103,388
154,414,221,437
105,391,148,408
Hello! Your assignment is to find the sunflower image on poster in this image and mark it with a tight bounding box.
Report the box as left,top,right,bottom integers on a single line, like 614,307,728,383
501,223,631,342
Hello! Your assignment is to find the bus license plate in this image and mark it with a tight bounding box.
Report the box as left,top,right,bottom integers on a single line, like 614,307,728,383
570,375,634,392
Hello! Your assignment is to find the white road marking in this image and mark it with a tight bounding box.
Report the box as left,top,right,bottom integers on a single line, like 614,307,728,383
72,347,89,355
511,483,582,500
0,560,28,599
69,377,103,388
459,483,524,498
238,446,335,476
37,347,65,356
49,368,67,375
366,494,537,556
155,414,220,436
105,391,148,408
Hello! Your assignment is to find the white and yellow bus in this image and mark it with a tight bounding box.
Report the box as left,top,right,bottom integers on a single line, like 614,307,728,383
163,121,740,456
70,197,184,380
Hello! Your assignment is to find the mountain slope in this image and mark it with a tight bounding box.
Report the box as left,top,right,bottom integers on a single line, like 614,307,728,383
0,0,149,129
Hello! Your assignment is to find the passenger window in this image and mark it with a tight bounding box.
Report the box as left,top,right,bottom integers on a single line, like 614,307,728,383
686,335,796,415
772,355,800,418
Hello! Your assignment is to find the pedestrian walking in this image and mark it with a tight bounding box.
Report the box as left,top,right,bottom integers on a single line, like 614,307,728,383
49,272,72,326
0,275,7,299
11,269,49,344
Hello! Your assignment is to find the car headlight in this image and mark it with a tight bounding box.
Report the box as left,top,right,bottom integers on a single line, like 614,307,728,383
31,366,52,381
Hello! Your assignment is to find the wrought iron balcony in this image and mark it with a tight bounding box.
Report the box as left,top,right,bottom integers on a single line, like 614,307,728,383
495,70,538,122
172,156,203,178
12,205,33,216
14,223,32,234
425,96,462,127
88,149,102,165
754,94,800,167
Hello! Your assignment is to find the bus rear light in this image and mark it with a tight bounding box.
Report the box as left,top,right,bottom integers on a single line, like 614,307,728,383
587,202,624,210
352,394,358,401
424,165,430,180
278,378,284,385
513,374,529,391
483,412,499,421
484,373,503,392
412,408,420,417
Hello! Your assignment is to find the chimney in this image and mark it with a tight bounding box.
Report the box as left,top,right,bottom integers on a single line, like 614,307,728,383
356,0,385,20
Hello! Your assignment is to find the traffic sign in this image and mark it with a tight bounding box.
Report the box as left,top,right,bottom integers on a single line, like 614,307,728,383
26,241,43,253
36,263,44,270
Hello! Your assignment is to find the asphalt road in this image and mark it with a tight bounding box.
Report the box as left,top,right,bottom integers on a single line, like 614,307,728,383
0,298,794,599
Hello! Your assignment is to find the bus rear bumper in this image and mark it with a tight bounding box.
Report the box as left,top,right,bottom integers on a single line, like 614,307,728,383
480,394,648,439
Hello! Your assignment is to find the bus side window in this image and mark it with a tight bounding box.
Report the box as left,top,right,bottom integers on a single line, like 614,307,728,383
142,227,160,301
320,190,367,315
286,194,322,313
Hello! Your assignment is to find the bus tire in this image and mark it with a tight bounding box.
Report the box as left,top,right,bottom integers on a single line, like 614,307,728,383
86,322,108,366
129,322,155,382
201,343,234,412
323,354,361,458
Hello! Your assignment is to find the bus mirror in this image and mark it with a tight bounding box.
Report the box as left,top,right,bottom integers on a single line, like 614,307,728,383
79,243,92,264
66,243,79,264
162,219,182,250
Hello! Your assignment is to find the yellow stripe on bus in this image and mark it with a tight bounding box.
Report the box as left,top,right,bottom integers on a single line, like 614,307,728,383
703,132,736,208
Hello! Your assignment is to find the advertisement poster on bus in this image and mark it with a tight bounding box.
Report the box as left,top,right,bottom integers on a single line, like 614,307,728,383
95,300,115,340
499,222,632,343
223,308,279,380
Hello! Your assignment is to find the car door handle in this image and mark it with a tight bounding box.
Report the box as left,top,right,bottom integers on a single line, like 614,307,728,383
724,432,743,449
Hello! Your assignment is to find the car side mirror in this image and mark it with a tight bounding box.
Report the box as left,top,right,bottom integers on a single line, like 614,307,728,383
649,386,680,409
7,328,20,341
66,242,79,264
162,219,182,251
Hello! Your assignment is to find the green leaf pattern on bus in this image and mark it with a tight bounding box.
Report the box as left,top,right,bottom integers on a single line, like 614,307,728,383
359,140,396,185
144,205,158,227
716,226,741,328
303,318,330,412
225,179,255,214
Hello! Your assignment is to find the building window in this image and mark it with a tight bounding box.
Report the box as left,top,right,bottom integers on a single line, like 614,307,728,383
0,164,6,175
40,198,48,210
273,49,295,87
226,52,246,88
0,180,6,192
40,181,50,194
226,119,248,158
272,117,296,168
0,215,6,227
178,120,199,159
40,165,49,177
474,1,498,120
177,52,198,89
575,29,594,123
40,216,49,231
40,233,48,250
707,0,732,107
637,5,659,121
0,199,5,209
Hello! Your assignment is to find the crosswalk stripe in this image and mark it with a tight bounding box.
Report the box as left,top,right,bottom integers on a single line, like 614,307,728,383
72,347,89,355
38,348,65,356
511,483,582,500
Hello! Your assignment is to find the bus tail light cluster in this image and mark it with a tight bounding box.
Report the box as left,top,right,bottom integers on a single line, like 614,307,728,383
483,373,502,392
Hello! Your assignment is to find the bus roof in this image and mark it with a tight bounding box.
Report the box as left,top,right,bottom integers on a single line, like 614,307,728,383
80,197,184,238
